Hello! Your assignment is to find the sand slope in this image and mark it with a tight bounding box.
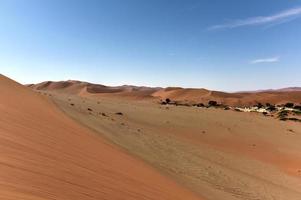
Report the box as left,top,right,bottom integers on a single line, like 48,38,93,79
29,80,301,106
44,90,301,200
0,75,202,200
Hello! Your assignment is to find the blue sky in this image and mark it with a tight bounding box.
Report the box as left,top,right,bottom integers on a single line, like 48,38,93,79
1,0,301,91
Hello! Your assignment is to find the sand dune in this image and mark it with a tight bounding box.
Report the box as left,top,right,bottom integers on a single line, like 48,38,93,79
29,80,301,106
29,80,160,99
0,75,202,200
152,88,301,106
38,88,301,200
242,87,301,93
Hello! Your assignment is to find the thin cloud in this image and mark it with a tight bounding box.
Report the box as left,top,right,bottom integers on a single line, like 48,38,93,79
251,57,280,64
208,6,301,30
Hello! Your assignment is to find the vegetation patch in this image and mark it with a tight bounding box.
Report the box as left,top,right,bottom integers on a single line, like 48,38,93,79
293,110,301,115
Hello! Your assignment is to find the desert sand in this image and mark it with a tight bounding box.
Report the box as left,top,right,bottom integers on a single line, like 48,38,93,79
31,80,301,200
29,80,301,106
0,74,202,200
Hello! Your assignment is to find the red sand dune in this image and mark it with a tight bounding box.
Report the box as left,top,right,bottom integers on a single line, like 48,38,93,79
29,80,301,106
0,75,202,200
29,80,160,99
153,87,301,106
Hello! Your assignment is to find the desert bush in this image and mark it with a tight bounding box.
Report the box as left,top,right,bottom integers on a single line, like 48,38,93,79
266,105,276,112
278,110,289,120
115,112,123,115
288,118,301,122
87,108,93,111
278,110,289,115
292,110,301,115
256,103,263,109
293,105,301,110
196,103,205,107
161,101,167,105
285,102,294,108
165,98,171,104
208,100,217,107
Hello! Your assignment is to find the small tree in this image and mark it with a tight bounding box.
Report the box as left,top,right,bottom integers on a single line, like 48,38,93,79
165,98,171,104
285,102,294,108
208,100,217,107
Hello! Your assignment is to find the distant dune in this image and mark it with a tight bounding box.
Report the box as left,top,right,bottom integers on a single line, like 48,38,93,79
29,80,301,106
240,87,301,93
29,80,160,99
0,74,201,200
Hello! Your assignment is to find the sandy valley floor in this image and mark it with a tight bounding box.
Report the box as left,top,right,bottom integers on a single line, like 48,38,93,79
40,90,301,200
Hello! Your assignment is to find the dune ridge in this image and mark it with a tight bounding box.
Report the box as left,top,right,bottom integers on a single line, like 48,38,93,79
29,80,301,106
0,74,202,200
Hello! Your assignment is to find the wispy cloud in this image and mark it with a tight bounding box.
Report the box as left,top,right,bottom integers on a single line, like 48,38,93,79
251,57,280,64
208,6,301,30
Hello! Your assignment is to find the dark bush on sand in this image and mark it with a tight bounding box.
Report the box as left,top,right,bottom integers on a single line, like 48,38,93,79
288,118,301,122
285,103,294,108
256,103,263,109
195,103,205,107
278,110,289,120
160,98,171,105
293,105,301,110
266,105,276,112
208,101,217,107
